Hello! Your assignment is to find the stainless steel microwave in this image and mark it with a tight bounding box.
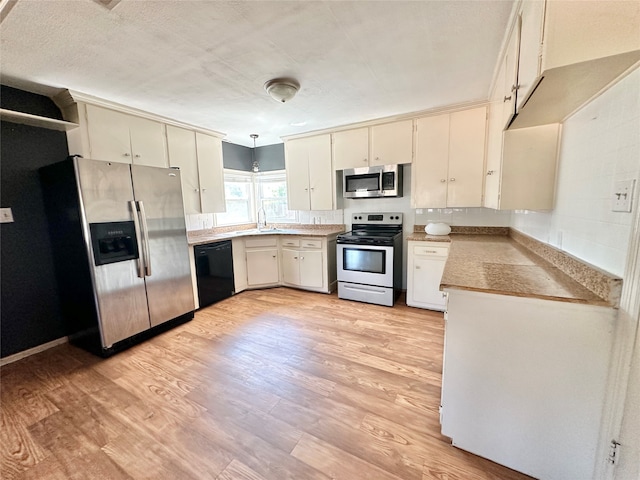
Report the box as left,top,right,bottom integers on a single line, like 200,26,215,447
343,165,403,199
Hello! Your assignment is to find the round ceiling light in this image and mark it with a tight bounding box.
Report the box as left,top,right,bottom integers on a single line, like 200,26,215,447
264,78,299,103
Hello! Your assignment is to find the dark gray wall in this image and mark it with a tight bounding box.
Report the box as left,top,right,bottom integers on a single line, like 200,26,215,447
1,86,69,358
255,143,285,171
222,141,285,172
222,141,252,171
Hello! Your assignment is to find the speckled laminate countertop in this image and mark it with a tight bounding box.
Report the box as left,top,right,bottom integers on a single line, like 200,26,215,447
440,234,619,307
188,224,345,246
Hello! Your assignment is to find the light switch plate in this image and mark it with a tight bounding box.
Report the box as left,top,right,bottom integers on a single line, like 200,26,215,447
612,179,635,212
0,207,14,223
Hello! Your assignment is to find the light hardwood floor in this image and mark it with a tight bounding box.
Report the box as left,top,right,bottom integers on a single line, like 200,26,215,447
1,288,533,480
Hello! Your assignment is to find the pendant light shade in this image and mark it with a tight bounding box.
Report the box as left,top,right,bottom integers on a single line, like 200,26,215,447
264,78,299,103
250,134,259,173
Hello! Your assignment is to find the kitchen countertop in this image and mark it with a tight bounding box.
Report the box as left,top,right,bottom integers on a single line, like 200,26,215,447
440,234,619,307
188,224,345,246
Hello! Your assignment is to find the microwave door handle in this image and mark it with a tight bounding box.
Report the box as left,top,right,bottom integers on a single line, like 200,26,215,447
137,200,152,277
129,200,145,278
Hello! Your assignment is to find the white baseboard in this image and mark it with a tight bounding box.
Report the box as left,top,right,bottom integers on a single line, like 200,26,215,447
0,337,69,367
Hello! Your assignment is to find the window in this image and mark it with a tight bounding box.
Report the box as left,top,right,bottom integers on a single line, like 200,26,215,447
215,169,296,226
255,171,296,223
215,171,254,225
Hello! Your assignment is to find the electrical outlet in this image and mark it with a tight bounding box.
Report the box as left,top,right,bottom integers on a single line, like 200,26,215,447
612,179,635,212
0,208,14,223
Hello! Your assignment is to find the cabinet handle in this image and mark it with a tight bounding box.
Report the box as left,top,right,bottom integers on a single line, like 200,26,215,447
503,95,512,102
487,170,495,176
134,154,141,158
294,256,298,259
363,159,367,163
440,179,446,183
300,256,304,260
123,152,131,157
511,84,520,93
304,187,308,191
310,187,315,191
450,178,456,182
375,157,380,161
202,188,206,192
272,255,277,258
416,265,421,269
194,188,199,192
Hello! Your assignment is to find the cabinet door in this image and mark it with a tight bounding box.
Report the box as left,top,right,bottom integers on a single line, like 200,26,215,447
281,248,301,286
285,138,311,211
409,256,447,310
299,250,323,288
246,249,279,286
447,107,486,208
502,25,520,128
166,125,200,214
86,104,132,164
483,101,503,210
370,120,413,166
413,115,449,208
306,134,333,211
332,128,369,170
515,0,545,111
128,116,168,168
196,133,226,213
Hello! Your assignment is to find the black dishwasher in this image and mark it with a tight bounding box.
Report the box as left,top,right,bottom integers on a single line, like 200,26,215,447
194,240,235,308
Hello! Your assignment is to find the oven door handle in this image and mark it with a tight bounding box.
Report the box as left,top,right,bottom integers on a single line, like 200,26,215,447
342,284,388,295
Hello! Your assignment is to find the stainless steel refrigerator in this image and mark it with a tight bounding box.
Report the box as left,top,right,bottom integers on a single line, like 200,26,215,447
40,156,195,356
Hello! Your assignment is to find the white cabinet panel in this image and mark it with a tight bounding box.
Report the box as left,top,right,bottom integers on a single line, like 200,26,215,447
285,134,333,211
406,241,449,311
86,104,167,167
332,127,369,170
86,105,132,163
413,106,486,209
447,108,486,208
166,125,200,214
195,132,225,213
370,120,413,166
246,249,279,286
299,250,323,289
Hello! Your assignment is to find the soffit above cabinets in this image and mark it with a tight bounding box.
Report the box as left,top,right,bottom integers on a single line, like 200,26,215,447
0,0,514,147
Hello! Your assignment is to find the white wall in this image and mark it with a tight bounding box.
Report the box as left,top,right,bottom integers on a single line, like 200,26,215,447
511,68,640,277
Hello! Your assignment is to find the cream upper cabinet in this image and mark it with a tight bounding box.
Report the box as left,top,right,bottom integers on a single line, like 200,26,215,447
509,0,640,128
370,120,413,166
514,0,546,112
195,132,225,213
285,134,333,211
332,120,413,170
413,107,486,209
332,128,369,170
167,126,226,214
85,104,167,167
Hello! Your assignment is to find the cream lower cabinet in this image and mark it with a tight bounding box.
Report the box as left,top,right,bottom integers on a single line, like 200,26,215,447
232,235,337,294
441,289,616,480
85,104,168,167
285,134,334,211
413,107,486,208
281,238,325,291
245,237,280,288
406,241,450,311
166,125,225,214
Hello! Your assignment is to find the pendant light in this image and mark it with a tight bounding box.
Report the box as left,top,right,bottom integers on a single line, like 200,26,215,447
250,134,259,173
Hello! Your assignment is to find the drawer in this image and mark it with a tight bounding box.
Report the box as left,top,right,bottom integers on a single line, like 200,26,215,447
412,244,449,257
245,236,278,248
281,238,300,247
301,239,322,249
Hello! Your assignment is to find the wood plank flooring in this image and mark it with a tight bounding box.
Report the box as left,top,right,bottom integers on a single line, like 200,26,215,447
1,288,533,480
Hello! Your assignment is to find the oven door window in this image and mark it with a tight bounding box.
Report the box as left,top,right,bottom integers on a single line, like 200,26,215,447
343,247,386,274
345,173,380,193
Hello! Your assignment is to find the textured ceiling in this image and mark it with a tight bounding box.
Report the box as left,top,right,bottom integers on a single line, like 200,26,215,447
0,0,515,146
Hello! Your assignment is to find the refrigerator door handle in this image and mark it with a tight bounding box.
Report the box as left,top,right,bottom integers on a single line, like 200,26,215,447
137,200,152,277
129,200,145,278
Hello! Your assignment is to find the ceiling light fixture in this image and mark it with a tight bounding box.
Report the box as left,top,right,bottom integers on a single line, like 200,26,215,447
264,78,299,103
250,134,259,173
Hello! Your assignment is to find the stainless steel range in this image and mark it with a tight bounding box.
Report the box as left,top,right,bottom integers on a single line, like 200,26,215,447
337,212,403,307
